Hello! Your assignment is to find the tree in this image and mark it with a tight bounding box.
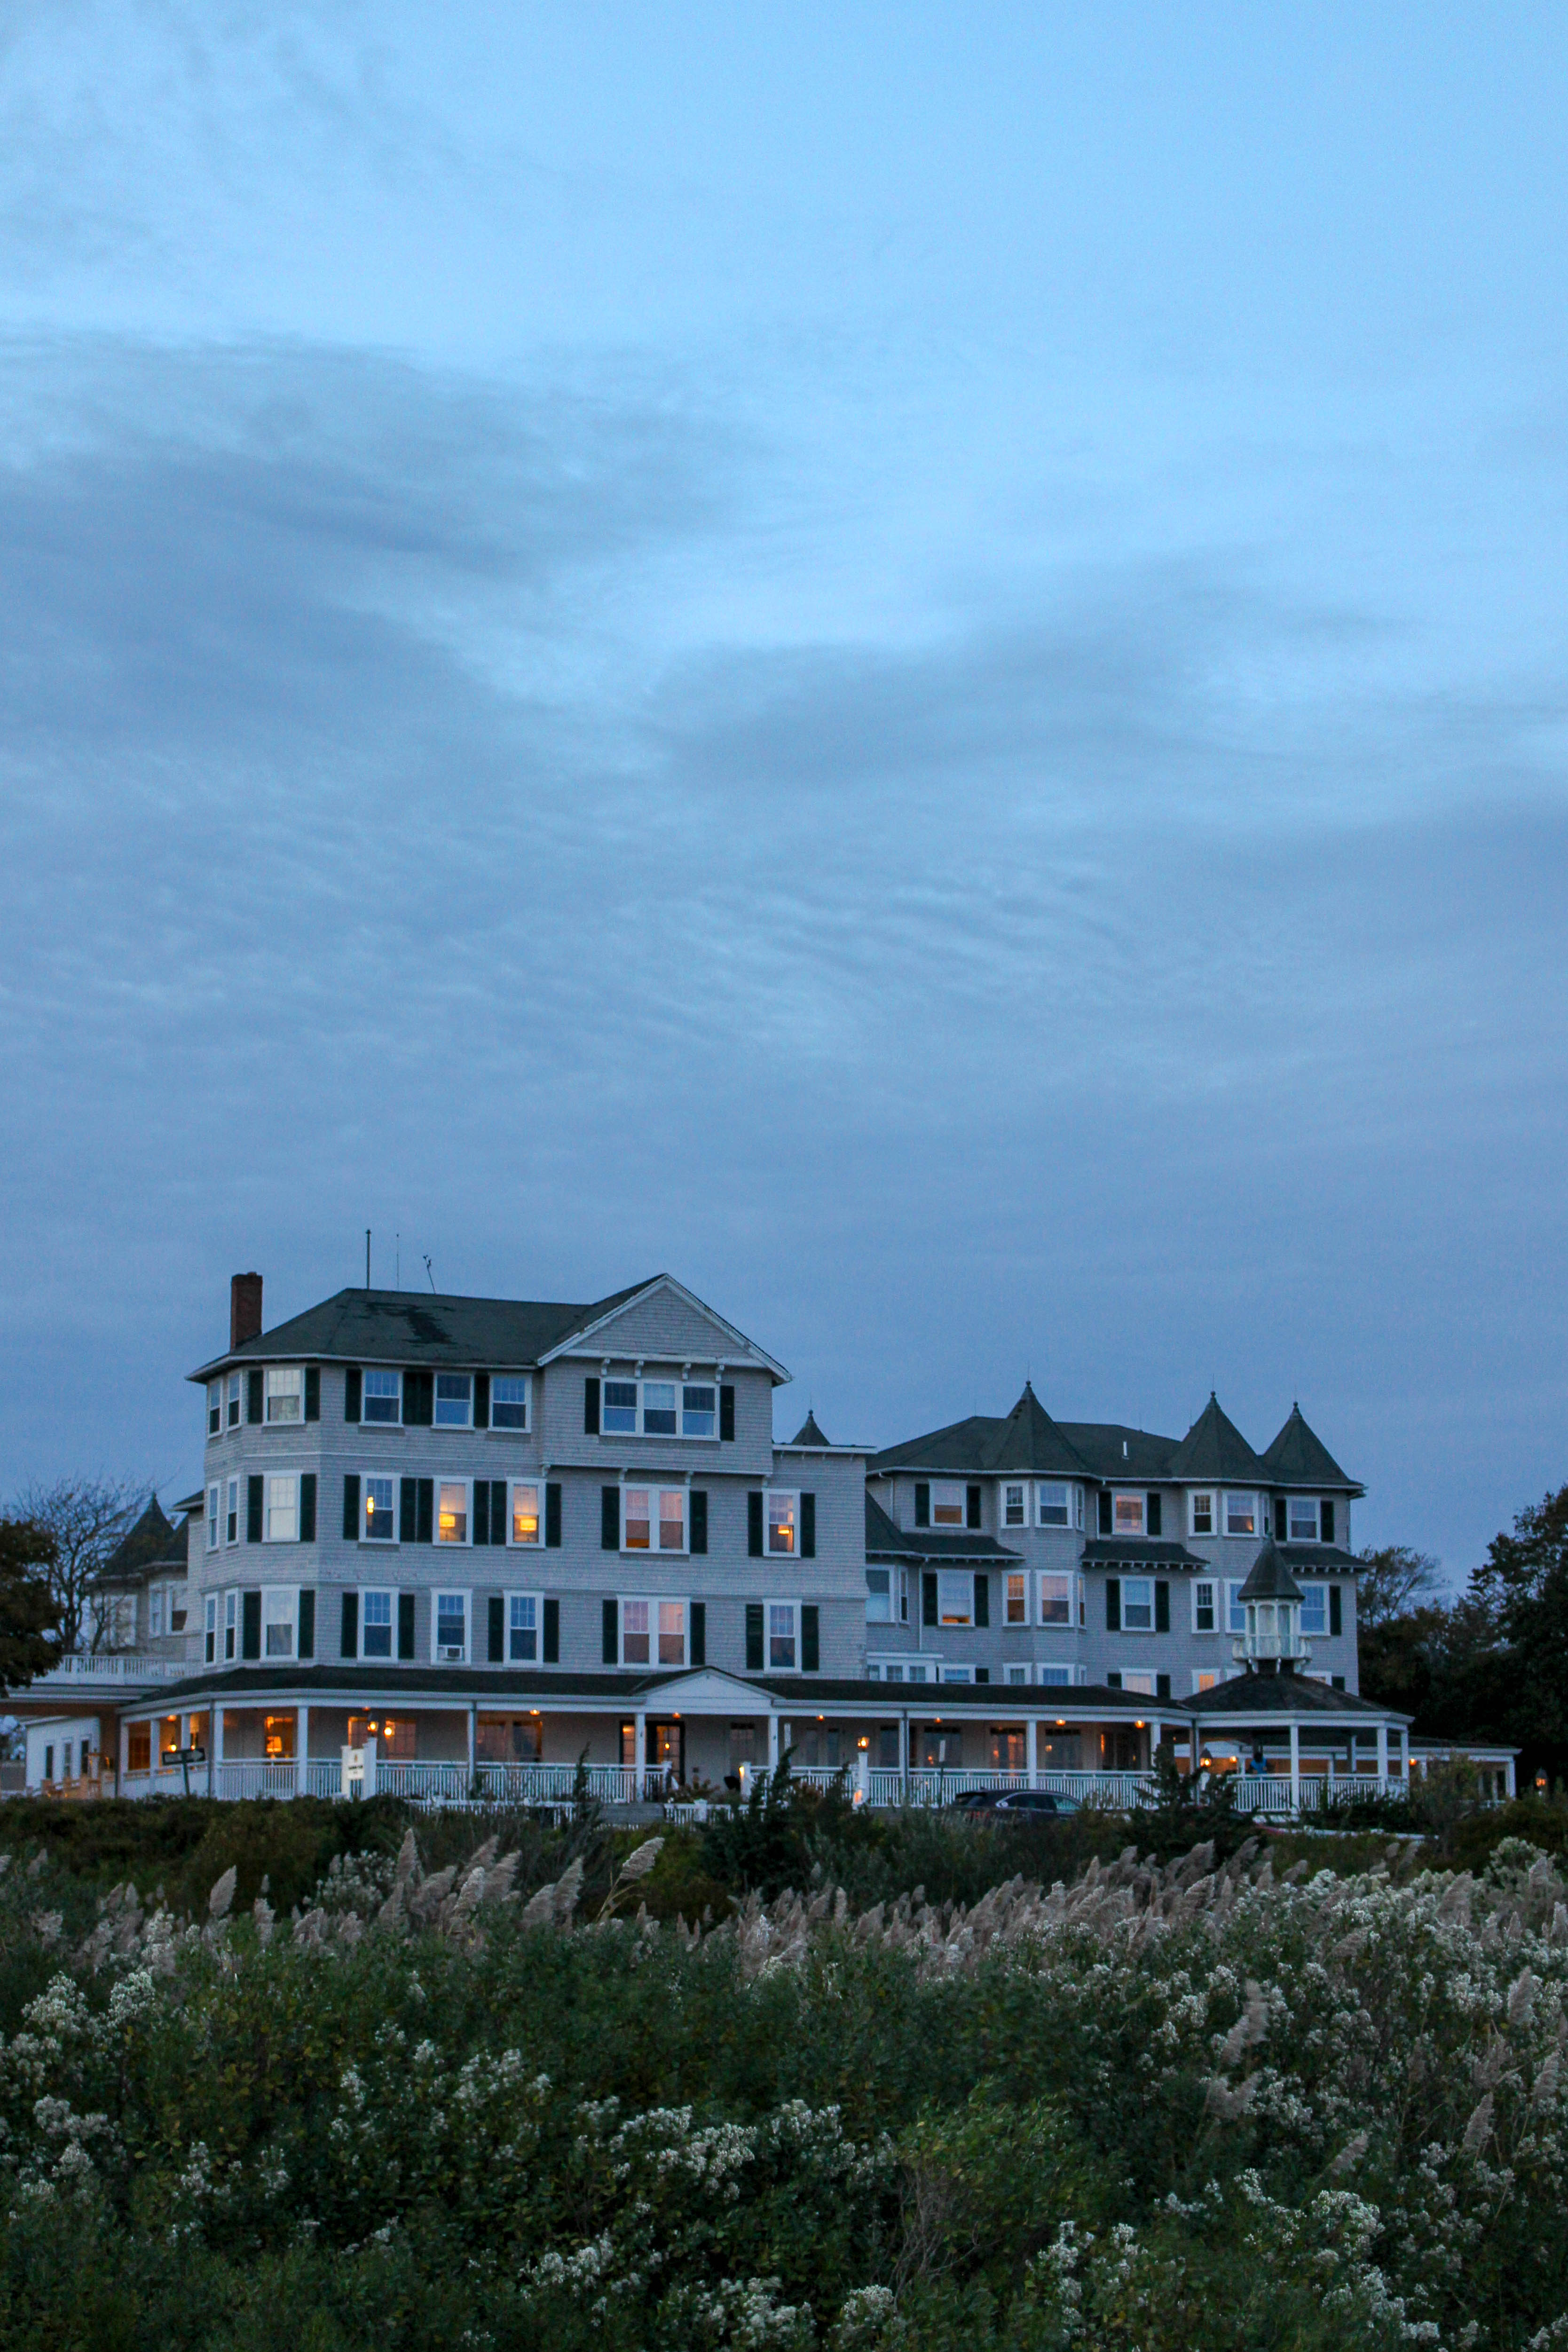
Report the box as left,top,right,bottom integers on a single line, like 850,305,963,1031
1355,1544,1443,1628
0,1518,65,1695
10,1476,142,1652
1468,1484,1568,1769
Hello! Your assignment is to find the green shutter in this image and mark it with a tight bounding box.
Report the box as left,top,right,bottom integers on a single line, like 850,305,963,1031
1098,1491,1111,1535
397,1593,416,1659
473,1373,489,1429
399,1478,417,1542
690,1600,706,1665
545,1483,561,1547
1155,1580,1170,1632
473,1481,490,1547
304,1366,320,1422
914,1483,930,1527
974,1572,989,1627
748,1492,764,1556
298,1589,315,1660
745,1602,764,1671
720,1385,735,1441
246,1370,263,1424
800,1492,815,1558
492,1481,506,1544
584,1377,600,1435
299,1473,316,1542
241,1590,261,1659
416,1479,433,1544
403,1372,433,1426
543,1598,559,1663
1106,1578,1121,1632
1156,1672,1171,1700
602,1598,618,1664
488,1595,504,1662
1274,1496,1288,1541
345,1367,362,1421
966,1485,981,1530
601,1487,620,1550
246,1475,263,1543
343,1474,360,1540
922,1572,937,1627
801,1604,819,1672
1147,1492,1162,1537
1329,1584,1342,1637
690,1491,708,1555
1322,1500,1336,1544
340,1591,358,1658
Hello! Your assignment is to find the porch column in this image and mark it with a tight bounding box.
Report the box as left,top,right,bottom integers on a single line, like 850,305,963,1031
635,1707,648,1797
1288,1720,1300,1813
898,1712,909,1796
212,1702,223,1794
296,1704,310,1800
1376,1721,1389,1790
119,1717,129,1785
1028,1719,1040,1790
1149,1718,1162,1773
1393,1723,1406,1783
766,1711,780,1773
467,1703,477,1784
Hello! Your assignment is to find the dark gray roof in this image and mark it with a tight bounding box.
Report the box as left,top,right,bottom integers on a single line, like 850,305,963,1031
864,1496,1021,1563
99,1494,184,1582
791,1411,831,1447
1261,1404,1362,1493
1193,1670,1404,1720
875,1397,1167,1483
1055,1424,1182,1480
984,1385,1094,1477
1167,1394,1269,1484
872,1413,1010,1476
190,1281,654,1379
1081,1539,1213,1570
1237,1535,1304,1604
1277,1545,1361,1577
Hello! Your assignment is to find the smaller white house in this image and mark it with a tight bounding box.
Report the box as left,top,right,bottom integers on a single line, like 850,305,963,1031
24,1716,105,1793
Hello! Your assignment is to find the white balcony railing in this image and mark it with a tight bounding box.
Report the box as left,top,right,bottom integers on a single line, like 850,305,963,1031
31,1651,191,1689
214,1763,300,1801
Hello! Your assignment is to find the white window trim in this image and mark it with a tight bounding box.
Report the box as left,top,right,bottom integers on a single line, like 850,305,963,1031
764,1487,801,1558
1224,1578,1247,1637
361,1368,403,1426
1223,1491,1260,1539
1191,1668,1222,1695
1118,1668,1157,1697
1002,1483,1027,1530
435,1477,472,1547
263,1474,300,1544
939,1664,977,1684
265,1366,305,1424
1003,1662,1031,1685
1002,1569,1029,1627
1189,1489,1216,1539
1287,1497,1324,1543
600,1372,719,1441
434,1373,474,1429
1120,1574,1155,1633
509,1479,544,1547
207,1381,222,1437
431,1587,472,1664
929,1480,968,1530
1036,1662,1082,1688
359,1474,397,1545
1034,1480,1073,1530
764,1596,799,1671
618,1483,690,1557
226,1478,239,1546
223,1589,237,1662
226,1372,242,1429
1037,1569,1075,1631
1299,1583,1329,1637
206,1485,220,1550
490,1374,532,1433
936,1567,974,1627
1110,1490,1147,1538
358,1587,396,1662
1191,1577,1218,1635
618,1594,689,1670
504,1588,545,1663
262,1585,299,1659
204,1593,218,1663
865,1565,895,1624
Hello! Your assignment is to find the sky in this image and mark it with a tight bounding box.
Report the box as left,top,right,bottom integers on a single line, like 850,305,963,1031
1,3,1566,1580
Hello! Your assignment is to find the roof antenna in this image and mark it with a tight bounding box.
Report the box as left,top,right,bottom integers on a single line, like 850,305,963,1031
396,1232,400,1289
365,1228,371,1289
423,1254,435,1293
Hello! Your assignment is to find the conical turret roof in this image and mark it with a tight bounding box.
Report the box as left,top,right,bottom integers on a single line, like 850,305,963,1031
1167,1393,1268,1484
982,1382,1093,1478
1237,1533,1305,1605
1260,1403,1360,1492
790,1410,831,1447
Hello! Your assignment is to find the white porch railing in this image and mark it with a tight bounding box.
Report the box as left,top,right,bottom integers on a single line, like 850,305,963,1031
214,1763,299,1801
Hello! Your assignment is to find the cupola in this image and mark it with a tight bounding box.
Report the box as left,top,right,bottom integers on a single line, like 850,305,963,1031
1232,1534,1309,1674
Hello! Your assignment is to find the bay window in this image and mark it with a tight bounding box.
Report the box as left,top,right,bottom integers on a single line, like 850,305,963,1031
435,1374,472,1428
207,1485,220,1549
205,1594,217,1664
208,1381,222,1436
363,1477,395,1541
1039,1573,1073,1626
226,1478,239,1544
265,1476,298,1542
227,1372,241,1428
264,1588,297,1657
1190,1491,1215,1538
1036,1482,1072,1528
492,1375,530,1430
434,1592,468,1662
363,1369,401,1423
224,1590,237,1661
1224,1493,1257,1538
511,1482,542,1544
1003,1483,1026,1528
437,1482,468,1543
266,1368,303,1423
1005,1571,1027,1624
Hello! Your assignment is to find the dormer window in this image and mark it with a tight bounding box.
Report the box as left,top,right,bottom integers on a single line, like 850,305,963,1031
930,1483,966,1527
1036,1482,1072,1528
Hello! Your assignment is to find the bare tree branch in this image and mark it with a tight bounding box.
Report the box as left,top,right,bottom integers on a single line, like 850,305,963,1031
1355,1543,1444,1630
11,1476,145,1652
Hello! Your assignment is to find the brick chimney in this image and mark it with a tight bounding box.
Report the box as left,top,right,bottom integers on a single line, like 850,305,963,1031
230,1271,263,1350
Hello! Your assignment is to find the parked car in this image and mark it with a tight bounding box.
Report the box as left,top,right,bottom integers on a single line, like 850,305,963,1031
949,1787,1079,1818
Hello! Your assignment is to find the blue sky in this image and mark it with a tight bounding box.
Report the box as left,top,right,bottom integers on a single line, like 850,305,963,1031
2,4,1565,1577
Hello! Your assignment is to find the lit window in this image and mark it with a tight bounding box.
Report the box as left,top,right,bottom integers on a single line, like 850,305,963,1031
434,1593,467,1660
363,1370,400,1423
658,1601,686,1665
208,1381,222,1436
866,1568,892,1622
1113,1493,1144,1536
362,1591,393,1657
1120,1670,1155,1697
768,1602,797,1670
227,1372,241,1428
682,1384,716,1437
937,1571,972,1626
767,1493,797,1555
437,1483,468,1544
1039,1574,1072,1626
1004,1483,1025,1528
265,1476,298,1542
643,1381,678,1436
931,1483,965,1527
622,1599,651,1665
264,1588,296,1657
659,1491,686,1551
492,1375,529,1430
1225,1493,1257,1538
1192,1668,1220,1693
364,1477,395,1542
1036,1483,1070,1527
266,1368,302,1423
1289,1497,1321,1542
226,1479,238,1544
1121,1577,1154,1631
624,1489,652,1550
1300,1585,1327,1636
435,1374,472,1428
1193,1579,1216,1634
603,1380,638,1434
207,1486,220,1550
508,1593,537,1661
1190,1491,1215,1537
511,1483,541,1544
1005,1572,1027,1624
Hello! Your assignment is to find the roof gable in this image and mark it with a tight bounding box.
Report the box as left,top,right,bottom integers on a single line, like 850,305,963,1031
981,1384,1093,1477
1261,1404,1361,1492
538,1274,789,1383
1167,1394,1268,1484
193,1284,649,1377
101,1494,181,1580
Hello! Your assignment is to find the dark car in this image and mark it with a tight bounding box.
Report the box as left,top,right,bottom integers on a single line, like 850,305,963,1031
949,1787,1079,1817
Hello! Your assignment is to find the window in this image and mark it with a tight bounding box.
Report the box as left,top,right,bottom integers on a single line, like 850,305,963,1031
1120,1669,1156,1697
227,1372,241,1428
1121,1576,1154,1632
224,1590,237,1661
1039,1573,1073,1626
1004,1483,1026,1527
905,1661,931,1683
658,1600,686,1665
1190,1491,1215,1538
642,1381,678,1435
1225,1492,1257,1538
1192,1668,1220,1694
1036,1482,1071,1527
603,1379,638,1434
1005,1571,1027,1625
1038,1663,1074,1687
265,1476,298,1543
866,1568,892,1622
511,1482,541,1544
768,1602,797,1670
264,1588,296,1658
931,1482,966,1527
226,1478,238,1545
508,1593,539,1660
1004,1663,1030,1685
434,1592,468,1662
1289,1497,1321,1542
362,1590,393,1657
1192,1579,1216,1634
208,1381,221,1436
435,1373,472,1428
1112,1492,1145,1536
207,1485,220,1550
767,1492,797,1555
682,1383,716,1437
621,1487,687,1552
362,1476,395,1541
205,1594,217,1663
941,1665,975,1684
437,1482,468,1544
621,1599,650,1664
617,1598,684,1666
491,1375,529,1430
150,1588,163,1637
266,1367,303,1423
938,1571,973,1626
1300,1584,1327,1636
1225,1580,1246,1636
363,1369,401,1423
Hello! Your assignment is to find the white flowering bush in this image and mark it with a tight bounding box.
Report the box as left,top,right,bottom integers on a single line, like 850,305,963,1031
1,1828,1568,2346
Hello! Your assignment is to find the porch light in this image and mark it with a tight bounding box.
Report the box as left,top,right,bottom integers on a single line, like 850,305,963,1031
1056,1719,1065,1728
1135,1721,1144,1730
